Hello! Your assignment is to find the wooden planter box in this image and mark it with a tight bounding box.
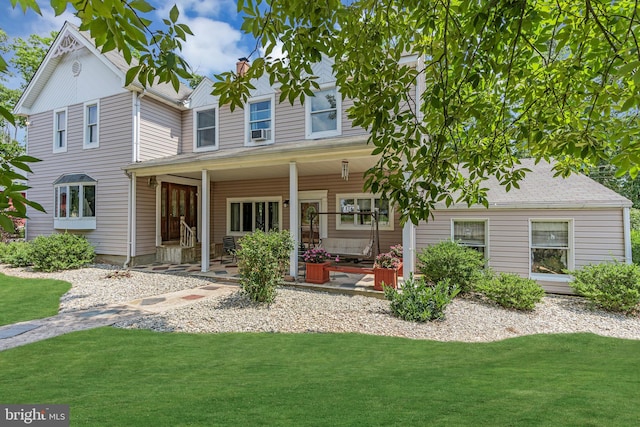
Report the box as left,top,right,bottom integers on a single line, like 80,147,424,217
306,262,330,284
374,263,402,291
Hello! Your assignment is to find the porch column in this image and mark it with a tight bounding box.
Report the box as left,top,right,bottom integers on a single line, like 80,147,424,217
402,221,416,280
289,162,299,277
624,206,632,264
201,169,210,272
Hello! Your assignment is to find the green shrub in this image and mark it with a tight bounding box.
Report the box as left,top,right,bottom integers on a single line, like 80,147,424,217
476,272,545,310
29,233,95,272
3,241,33,267
631,208,640,231
632,230,640,265
236,230,294,303
416,240,485,293
384,276,460,322
568,262,640,314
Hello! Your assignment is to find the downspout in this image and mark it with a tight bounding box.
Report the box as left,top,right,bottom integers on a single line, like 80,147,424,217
124,172,133,268
624,206,632,264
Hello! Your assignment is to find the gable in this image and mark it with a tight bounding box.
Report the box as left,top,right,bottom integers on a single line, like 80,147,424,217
28,46,126,115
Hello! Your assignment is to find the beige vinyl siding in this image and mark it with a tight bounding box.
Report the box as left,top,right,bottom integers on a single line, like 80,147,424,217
139,97,180,160
210,174,401,252
135,176,157,256
416,208,626,293
181,109,193,154
26,93,133,256
340,96,366,138
275,99,305,143
218,104,245,150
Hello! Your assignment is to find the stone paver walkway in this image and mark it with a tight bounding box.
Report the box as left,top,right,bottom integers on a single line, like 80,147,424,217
0,283,237,352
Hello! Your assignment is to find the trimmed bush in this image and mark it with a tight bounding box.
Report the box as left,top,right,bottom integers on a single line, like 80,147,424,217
236,230,294,303
476,272,545,311
30,233,95,272
384,276,460,322
631,208,640,231
416,240,484,293
632,230,640,265
3,241,33,267
568,262,640,314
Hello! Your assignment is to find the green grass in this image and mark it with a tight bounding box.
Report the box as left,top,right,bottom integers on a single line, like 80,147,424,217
0,273,71,326
1,329,639,426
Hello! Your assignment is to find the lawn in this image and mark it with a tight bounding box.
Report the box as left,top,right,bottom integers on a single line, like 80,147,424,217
0,329,639,426
0,273,71,326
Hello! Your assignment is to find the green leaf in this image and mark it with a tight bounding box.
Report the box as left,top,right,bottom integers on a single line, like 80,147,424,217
169,5,179,23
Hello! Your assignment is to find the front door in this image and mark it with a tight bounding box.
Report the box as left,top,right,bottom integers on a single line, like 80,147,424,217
300,201,321,248
161,182,197,242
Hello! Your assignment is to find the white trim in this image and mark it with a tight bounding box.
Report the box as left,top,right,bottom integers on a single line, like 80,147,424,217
201,170,210,273
528,218,574,279
289,162,299,278
193,105,219,152
52,107,68,153
305,85,342,139
335,193,394,231
244,94,275,146
624,207,632,264
155,182,162,247
226,196,283,236
83,100,100,149
299,190,329,239
54,218,96,230
451,218,490,262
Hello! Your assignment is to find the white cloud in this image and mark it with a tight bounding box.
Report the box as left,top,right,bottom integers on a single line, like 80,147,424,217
260,40,287,63
155,0,236,18
180,16,245,76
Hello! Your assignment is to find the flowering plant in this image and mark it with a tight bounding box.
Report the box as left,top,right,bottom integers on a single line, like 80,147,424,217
303,247,333,263
389,244,403,259
374,251,402,269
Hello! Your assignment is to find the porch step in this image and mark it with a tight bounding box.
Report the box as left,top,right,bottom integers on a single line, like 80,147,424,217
156,245,201,264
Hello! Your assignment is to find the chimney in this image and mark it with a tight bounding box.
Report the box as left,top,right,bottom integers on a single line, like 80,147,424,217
236,57,250,77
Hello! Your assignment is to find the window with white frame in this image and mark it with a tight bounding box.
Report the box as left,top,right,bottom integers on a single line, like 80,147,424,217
84,101,99,148
306,87,341,139
452,220,488,257
53,174,97,230
245,96,274,145
228,198,281,235
194,107,218,151
336,194,393,230
530,220,572,276
53,108,67,153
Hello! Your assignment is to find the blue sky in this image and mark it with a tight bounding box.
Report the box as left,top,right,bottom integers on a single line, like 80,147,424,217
1,0,260,89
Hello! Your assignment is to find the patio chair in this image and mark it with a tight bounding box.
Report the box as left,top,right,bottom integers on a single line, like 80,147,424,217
220,236,237,264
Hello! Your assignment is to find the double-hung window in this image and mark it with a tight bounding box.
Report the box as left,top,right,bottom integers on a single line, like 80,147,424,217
306,87,341,139
53,108,67,153
228,198,281,235
530,220,573,277
53,174,97,230
194,107,218,151
84,101,99,148
336,193,393,230
452,220,488,257
245,95,274,145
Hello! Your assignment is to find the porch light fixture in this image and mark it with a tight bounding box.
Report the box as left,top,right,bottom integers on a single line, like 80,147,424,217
283,200,290,208
341,160,349,181
148,176,158,188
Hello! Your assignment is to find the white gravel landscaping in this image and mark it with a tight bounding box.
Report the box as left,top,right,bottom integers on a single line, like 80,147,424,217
2,264,640,342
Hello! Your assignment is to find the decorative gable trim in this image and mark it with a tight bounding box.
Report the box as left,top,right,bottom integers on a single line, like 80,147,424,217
51,34,82,58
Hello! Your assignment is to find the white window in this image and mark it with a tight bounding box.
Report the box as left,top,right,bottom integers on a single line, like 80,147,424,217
53,108,67,153
245,95,275,145
53,174,97,230
306,87,341,139
530,220,573,278
227,197,281,235
194,106,218,152
336,193,393,231
83,101,99,148
452,220,488,258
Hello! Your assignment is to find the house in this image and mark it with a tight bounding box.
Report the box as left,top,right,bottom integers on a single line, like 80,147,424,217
14,23,632,294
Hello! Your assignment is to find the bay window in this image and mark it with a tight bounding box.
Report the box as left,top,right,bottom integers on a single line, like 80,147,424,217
53,174,97,229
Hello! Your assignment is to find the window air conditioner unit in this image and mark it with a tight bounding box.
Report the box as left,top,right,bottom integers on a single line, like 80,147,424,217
251,129,268,141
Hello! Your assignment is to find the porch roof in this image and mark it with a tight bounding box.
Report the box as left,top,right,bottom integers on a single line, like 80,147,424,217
123,136,375,180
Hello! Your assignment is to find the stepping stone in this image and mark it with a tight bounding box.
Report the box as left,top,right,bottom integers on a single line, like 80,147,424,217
0,323,41,339
140,297,166,306
77,309,122,318
181,294,205,301
201,285,220,290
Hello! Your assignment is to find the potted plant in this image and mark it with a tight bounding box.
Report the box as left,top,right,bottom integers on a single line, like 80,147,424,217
303,247,333,284
373,250,402,290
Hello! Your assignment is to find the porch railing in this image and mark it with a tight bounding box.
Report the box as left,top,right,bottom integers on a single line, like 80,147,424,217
179,216,196,248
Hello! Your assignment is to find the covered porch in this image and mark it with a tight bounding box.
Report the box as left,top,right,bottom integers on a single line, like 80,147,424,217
124,136,416,281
